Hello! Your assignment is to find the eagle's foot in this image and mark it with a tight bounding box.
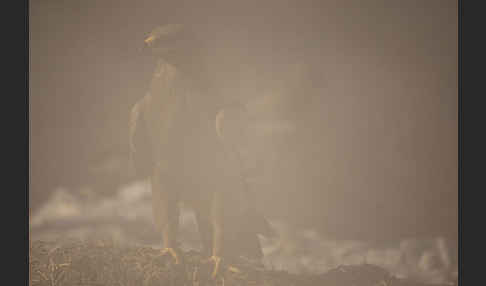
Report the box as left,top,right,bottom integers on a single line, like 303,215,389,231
209,255,222,279
203,256,243,279
227,265,242,274
201,255,223,279
159,247,181,265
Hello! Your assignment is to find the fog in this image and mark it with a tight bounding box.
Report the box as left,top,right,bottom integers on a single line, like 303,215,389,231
31,182,457,284
30,0,457,283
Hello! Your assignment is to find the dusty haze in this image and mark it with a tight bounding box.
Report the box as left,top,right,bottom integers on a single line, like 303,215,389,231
30,0,457,283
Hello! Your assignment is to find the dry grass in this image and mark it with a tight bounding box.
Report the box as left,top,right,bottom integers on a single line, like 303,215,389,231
29,239,454,286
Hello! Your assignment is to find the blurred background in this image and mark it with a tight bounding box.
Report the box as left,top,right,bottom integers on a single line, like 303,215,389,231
30,0,458,284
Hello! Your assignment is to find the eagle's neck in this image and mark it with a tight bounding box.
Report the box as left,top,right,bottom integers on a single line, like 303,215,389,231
148,59,185,108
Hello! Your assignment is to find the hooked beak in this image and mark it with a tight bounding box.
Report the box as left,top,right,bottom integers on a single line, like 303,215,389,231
138,35,157,54
144,35,156,46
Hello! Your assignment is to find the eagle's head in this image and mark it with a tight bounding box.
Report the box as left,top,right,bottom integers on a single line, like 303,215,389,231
143,24,199,62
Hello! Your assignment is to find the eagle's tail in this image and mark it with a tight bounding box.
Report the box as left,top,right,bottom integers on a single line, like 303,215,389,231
247,211,278,239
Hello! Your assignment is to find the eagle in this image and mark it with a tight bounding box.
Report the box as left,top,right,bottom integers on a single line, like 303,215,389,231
129,24,274,278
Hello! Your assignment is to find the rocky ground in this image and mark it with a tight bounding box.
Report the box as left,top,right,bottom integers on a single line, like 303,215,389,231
29,239,456,286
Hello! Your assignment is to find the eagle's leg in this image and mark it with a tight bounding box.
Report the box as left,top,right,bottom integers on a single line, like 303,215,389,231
151,167,180,264
209,190,223,278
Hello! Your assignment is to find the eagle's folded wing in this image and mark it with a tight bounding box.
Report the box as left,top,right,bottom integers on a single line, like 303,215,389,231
215,104,276,242
129,97,154,178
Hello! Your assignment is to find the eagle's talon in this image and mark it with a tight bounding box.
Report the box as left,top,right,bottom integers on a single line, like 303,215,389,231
206,255,222,279
159,247,180,265
227,265,242,274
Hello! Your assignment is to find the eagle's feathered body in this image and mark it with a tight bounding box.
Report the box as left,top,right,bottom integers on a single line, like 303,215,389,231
129,58,269,261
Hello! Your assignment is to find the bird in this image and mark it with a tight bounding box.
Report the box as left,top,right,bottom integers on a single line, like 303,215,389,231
129,23,274,278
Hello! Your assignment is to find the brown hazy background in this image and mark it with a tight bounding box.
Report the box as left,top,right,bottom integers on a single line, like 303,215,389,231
30,0,457,246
